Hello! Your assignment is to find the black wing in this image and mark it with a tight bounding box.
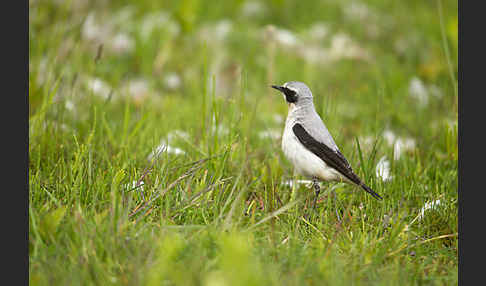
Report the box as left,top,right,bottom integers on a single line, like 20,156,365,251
292,123,382,200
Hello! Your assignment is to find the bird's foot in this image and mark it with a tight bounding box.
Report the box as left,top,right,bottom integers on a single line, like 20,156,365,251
312,177,321,210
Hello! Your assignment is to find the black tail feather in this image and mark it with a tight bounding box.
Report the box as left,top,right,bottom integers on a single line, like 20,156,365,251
360,184,383,200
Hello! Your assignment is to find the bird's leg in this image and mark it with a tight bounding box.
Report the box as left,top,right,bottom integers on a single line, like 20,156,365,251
312,177,321,210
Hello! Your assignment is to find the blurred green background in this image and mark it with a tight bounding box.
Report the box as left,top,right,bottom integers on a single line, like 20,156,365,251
29,0,457,285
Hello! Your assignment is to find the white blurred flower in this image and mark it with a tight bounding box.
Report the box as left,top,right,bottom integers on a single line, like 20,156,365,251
241,1,266,18
167,130,190,142
328,33,370,61
110,33,134,54
307,22,329,41
376,156,392,181
409,77,429,107
87,77,111,99
147,130,191,160
81,10,136,56
65,100,74,111
272,114,284,124
199,20,233,43
164,72,182,90
446,119,458,130
147,141,185,160
393,138,416,161
264,25,298,47
215,20,233,39
274,28,298,47
382,129,416,160
359,202,364,210
382,129,397,146
305,32,371,64
140,13,167,39
61,124,70,131
124,78,150,102
82,13,111,43
343,1,371,21
211,124,229,135
124,180,145,192
258,129,281,140
297,45,329,64
418,199,442,220
140,12,180,40
164,145,185,155
264,26,370,65
342,2,380,38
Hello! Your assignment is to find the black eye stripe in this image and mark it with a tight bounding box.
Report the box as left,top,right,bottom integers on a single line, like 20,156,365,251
283,87,296,98
283,87,297,103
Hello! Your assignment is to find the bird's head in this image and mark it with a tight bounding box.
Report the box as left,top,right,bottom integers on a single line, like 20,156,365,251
271,81,313,106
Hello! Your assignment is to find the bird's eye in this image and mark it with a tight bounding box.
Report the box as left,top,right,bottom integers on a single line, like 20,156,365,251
283,88,297,103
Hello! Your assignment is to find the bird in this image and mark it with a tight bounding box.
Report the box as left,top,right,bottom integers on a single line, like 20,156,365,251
271,81,382,208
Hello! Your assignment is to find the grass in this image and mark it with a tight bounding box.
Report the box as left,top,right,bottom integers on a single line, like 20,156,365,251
29,0,458,285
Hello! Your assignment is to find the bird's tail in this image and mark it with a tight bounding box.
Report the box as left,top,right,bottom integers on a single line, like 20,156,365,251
360,183,383,200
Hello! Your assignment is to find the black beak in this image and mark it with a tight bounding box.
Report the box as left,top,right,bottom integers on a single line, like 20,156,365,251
271,85,284,92
270,85,298,103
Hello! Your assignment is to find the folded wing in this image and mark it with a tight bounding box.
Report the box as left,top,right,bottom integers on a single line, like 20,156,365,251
292,123,382,200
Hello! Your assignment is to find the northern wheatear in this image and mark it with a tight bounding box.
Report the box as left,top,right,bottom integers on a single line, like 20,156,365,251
272,81,382,207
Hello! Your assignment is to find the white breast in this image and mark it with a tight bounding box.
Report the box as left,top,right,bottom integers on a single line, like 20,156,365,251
281,123,343,182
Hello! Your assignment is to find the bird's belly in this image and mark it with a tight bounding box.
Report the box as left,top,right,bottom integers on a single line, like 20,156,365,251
282,129,341,181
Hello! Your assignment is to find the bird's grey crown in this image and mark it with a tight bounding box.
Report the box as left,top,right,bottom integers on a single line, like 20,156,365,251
282,81,313,99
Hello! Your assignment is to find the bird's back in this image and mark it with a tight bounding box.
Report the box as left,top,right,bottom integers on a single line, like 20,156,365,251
287,103,339,152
